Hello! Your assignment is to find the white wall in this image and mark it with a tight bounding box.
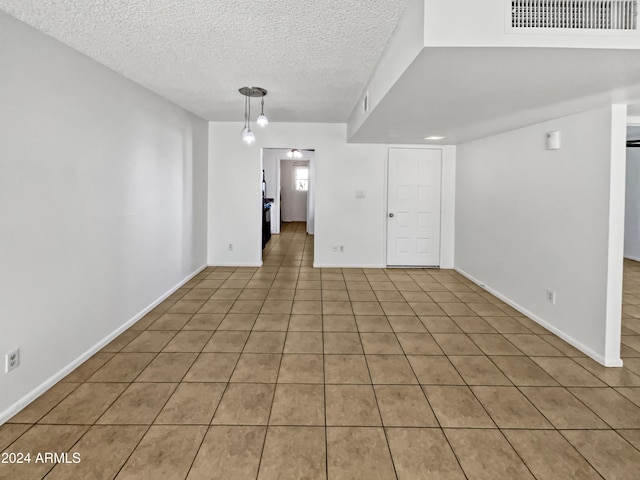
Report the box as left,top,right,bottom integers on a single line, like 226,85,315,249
625,147,640,261
209,123,455,269
441,146,456,269
209,123,386,267
347,0,425,136
455,106,626,366
0,12,209,422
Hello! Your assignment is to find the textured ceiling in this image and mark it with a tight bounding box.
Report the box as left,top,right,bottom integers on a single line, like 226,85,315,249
0,0,408,122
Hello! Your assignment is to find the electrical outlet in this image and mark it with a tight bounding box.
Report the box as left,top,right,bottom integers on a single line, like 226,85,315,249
228,243,233,251
339,245,345,253
546,289,556,305
5,348,19,373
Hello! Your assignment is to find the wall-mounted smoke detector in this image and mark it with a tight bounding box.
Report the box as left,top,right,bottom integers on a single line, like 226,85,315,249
510,0,638,30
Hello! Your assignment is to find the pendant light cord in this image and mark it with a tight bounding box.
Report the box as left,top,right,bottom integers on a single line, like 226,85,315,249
244,94,249,128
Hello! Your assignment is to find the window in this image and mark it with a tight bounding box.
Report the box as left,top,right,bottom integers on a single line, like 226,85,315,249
295,167,308,191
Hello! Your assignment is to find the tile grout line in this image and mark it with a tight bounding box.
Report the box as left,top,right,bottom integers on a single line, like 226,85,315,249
74,274,223,479
185,283,244,478
320,264,329,480
477,348,625,475
103,276,214,480
439,343,544,480
184,265,260,480
388,285,471,480
431,272,542,479
252,263,293,480
356,268,400,480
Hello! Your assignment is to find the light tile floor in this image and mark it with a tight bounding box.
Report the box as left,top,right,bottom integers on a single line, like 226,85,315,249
3,223,640,479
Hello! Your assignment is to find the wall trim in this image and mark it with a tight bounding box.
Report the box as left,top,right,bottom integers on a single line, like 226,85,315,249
208,262,263,267
313,263,386,269
455,267,623,367
0,264,208,425
624,255,640,263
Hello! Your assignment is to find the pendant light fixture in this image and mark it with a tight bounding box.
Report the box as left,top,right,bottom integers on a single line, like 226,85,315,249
239,86,268,144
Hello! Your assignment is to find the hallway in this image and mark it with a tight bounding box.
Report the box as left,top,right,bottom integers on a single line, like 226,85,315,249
2,244,640,479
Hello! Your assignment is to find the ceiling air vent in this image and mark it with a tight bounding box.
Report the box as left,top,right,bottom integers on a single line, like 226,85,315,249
511,0,638,29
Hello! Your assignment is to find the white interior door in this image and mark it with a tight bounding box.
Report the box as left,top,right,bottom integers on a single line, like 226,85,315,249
387,148,442,266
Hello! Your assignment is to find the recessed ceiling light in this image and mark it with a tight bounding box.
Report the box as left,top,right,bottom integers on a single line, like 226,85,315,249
424,135,445,141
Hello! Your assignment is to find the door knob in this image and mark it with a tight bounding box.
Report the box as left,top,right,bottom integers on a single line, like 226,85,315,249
389,213,394,218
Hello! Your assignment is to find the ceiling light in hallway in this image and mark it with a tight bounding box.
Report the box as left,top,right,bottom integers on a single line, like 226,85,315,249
287,149,303,159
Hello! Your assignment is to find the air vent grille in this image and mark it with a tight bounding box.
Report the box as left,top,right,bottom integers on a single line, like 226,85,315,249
511,0,637,29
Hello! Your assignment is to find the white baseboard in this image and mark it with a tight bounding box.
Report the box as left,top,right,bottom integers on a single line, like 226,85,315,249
455,267,622,367
208,262,263,267
624,255,640,263
0,264,207,426
313,263,386,269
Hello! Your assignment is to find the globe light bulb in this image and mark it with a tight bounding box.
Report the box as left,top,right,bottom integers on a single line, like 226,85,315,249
256,114,268,127
242,127,255,145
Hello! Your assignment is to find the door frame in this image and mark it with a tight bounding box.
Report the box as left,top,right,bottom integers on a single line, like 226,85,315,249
279,159,309,224
384,146,448,268
280,159,293,224
292,160,310,223
273,149,315,235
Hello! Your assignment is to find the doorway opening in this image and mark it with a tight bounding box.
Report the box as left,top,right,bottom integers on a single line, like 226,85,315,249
261,148,315,266
623,123,640,356
281,159,309,224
